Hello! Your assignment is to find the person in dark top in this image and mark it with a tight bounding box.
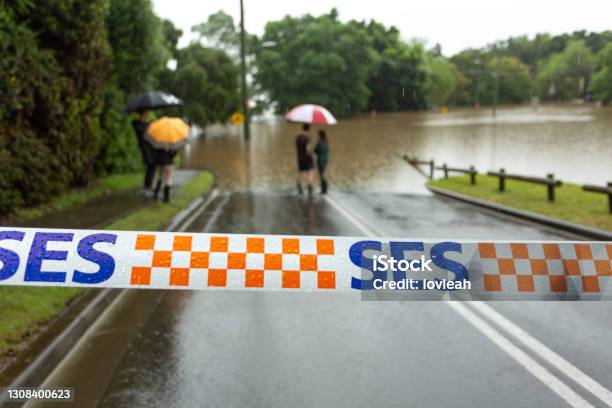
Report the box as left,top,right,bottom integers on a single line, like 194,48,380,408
131,110,156,195
314,130,329,194
152,147,178,203
295,123,314,196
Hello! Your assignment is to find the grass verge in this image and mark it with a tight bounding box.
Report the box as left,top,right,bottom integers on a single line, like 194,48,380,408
0,171,214,359
428,175,611,232
15,173,143,220
105,171,213,231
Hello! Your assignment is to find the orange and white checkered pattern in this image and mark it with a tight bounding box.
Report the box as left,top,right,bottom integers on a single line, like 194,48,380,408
473,242,612,295
1,226,611,299
130,234,337,290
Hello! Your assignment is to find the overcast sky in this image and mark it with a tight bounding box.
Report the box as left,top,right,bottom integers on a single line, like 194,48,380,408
153,0,611,56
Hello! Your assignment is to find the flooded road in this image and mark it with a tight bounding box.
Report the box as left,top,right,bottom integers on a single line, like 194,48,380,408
182,104,612,192
28,105,612,408
89,192,612,408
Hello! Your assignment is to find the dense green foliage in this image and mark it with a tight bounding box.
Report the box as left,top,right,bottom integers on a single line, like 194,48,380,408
0,1,109,213
254,11,612,114
3,3,612,215
0,2,239,214
478,56,532,105
450,48,535,106
256,11,377,116
590,43,612,105
162,44,240,127
423,56,456,107
362,22,428,111
254,11,456,115
189,10,258,112
536,40,594,100
449,31,612,106
96,0,171,175
192,10,240,51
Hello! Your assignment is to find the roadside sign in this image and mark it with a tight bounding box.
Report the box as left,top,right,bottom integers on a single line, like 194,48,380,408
230,111,245,126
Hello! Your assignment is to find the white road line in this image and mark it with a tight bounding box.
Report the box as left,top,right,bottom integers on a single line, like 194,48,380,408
448,301,594,408
325,193,604,408
324,195,385,237
470,301,612,407
178,188,220,232
201,193,230,233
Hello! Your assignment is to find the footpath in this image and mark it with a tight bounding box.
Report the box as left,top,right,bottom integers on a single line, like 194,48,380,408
0,169,213,387
12,170,202,230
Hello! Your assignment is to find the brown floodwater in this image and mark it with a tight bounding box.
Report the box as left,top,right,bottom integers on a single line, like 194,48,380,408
182,104,612,193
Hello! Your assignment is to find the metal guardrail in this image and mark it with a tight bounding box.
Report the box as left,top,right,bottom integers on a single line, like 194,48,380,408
583,182,612,213
403,155,477,184
402,155,434,179
403,155,611,213
487,168,562,202
437,164,477,185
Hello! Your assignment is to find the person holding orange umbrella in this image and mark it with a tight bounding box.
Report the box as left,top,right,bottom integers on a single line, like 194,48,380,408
125,92,183,196
145,117,190,202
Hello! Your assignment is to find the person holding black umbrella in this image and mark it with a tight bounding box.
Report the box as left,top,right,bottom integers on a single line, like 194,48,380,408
132,110,156,195
125,91,183,197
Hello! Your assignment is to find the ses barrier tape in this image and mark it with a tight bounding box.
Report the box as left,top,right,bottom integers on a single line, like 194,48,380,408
0,227,611,300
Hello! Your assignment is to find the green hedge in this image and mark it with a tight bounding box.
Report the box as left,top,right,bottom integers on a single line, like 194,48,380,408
0,2,109,213
1,1,233,215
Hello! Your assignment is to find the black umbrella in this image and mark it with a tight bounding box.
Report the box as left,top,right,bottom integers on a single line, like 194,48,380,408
125,91,183,113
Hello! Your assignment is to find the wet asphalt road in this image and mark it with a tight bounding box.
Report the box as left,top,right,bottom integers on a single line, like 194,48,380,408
89,190,612,408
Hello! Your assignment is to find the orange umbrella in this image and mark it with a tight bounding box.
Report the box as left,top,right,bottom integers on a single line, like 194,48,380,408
145,117,190,150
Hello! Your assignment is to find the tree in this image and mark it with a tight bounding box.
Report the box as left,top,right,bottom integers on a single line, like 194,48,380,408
256,11,376,116
360,21,429,111
449,49,480,106
20,1,110,186
192,10,238,51
367,42,429,111
483,56,531,104
1,0,110,213
106,0,169,96
162,19,183,59
583,31,612,54
536,40,594,100
97,0,172,174
1,5,61,211
423,55,456,107
191,11,258,57
448,32,612,106
165,44,240,127
362,20,400,54
590,43,612,104
447,63,471,106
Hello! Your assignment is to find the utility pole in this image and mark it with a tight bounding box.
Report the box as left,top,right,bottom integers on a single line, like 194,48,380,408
474,55,481,110
492,45,500,117
240,0,250,139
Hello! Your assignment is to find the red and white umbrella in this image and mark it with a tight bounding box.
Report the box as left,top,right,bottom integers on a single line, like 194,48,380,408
285,104,337,125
